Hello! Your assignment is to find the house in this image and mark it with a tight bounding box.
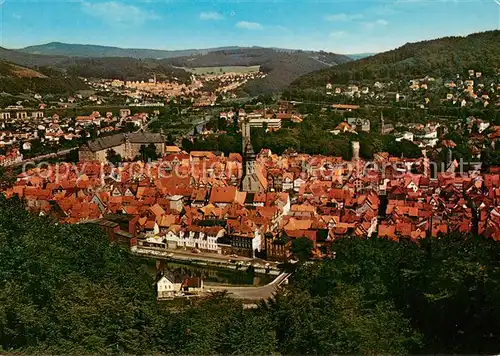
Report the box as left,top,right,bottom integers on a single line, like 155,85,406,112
209,186,238,207
0,112,11,120
156,271,182,299
331,104,359,112
294,177,306,192
169,195,184,212
265,233,292,261
166,226,225,253
282,173,294,192
395,132,414,142
333,121,354,134
181,277,204,293
16,111,28,120
120,109,132,118
31,111,44,119
347,118,370,132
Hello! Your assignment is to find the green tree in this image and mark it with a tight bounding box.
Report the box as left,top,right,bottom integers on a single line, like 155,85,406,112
106,148,122,164
291,237,313,261
138,143,158,162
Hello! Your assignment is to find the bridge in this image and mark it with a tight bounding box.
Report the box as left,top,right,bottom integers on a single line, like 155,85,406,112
207,272,291,300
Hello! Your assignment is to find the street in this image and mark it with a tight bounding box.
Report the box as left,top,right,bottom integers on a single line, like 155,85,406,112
207,273,290,300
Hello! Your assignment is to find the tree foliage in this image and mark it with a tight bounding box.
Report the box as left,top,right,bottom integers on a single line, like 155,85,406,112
106,148,122,165
138,144,158,162
291,237,313,261
2,197,500,354
292,30,500,88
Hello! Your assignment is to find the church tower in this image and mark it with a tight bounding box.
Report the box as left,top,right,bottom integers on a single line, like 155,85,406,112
241,118,263,192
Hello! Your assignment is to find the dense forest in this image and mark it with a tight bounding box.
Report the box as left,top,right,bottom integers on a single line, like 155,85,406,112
291,30,500,88
0,59,88,95
1,197,500,354
19,41,229,59
65,57,191,82
0,76,88,95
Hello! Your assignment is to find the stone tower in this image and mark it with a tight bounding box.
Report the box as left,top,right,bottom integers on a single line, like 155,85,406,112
352,141,360,161
241,118,263,192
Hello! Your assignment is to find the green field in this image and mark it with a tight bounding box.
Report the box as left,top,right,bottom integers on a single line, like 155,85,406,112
186,65,261,75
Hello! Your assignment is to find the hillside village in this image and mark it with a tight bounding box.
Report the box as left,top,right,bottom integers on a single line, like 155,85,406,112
0,107,159,163
323,68,500,109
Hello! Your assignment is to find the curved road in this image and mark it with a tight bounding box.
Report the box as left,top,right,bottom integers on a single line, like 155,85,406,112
207,272,291,300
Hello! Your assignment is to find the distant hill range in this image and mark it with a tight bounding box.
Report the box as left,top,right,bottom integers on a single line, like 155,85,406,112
291,30,500,89
162,48,352,95
346,53,377,60
0,45,191,94
19,42,247,59
3,43,353,95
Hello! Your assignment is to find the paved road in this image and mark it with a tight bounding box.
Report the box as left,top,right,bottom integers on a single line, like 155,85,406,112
207,272,291,300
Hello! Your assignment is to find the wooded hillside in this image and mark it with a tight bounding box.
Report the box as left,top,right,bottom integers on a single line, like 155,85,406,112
292,30,500,88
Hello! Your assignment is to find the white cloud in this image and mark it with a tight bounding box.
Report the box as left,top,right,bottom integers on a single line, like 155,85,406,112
12,13,22,19
329,31,347,38
364,19,389,29
199,11,224,20
325,13,363,22
236,21,262,30
81,1,159,26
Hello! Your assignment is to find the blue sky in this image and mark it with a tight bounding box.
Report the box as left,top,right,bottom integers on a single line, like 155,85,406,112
0,0,499,54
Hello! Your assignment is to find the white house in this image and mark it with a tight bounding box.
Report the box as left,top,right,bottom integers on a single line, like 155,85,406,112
156,273,182,299
395,132,414,142
165,226,226,253
293,177,306,192
282,173,294,192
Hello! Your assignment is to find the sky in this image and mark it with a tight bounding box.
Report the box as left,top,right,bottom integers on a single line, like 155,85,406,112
0,0,499,54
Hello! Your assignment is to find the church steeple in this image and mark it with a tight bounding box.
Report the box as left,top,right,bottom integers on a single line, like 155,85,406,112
241,118,263,192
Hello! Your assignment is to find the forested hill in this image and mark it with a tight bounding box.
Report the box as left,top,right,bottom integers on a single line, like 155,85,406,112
20,42,243,59
164,48,352,95
2,196,500,354
0,59,88,95
64,57,191,82
291,30,500,88
0,46,191,89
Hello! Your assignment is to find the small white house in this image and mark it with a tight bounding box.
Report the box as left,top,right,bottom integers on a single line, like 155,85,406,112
156,273,182,299
395,132,414,142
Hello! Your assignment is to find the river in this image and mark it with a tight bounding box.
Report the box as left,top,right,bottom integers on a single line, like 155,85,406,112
143,259,275,287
